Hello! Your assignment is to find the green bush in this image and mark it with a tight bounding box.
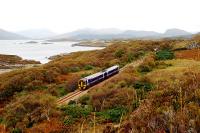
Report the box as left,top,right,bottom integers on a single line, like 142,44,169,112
12,128,22,133
63,116,75,125
61,105,92,118
0,117,3,123
155,50,174,60
115,49,125,58
84,65,94,70
97,107,127,123
127,53,134,63
138,64,152,73
137,54,156,73
58,86,67,96
78,95,91,105
68,100,76,105
132,100,140,109
172,100,180,111
69,67,80,72
81,73,91,78
134,81,154,92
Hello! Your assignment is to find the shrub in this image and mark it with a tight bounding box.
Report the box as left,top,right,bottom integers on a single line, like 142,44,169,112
68,100,76,105
61,105,92,118
115,49,125,58
12,128,22,133
137,54,156,73
84,65,94,70
117,80,127,88
133,81,154,92
65,76,80,92
127,53,134,63
0,117,3,124
155,50,174,60
81,73,91,78
97,107,127,123
69,67,80,72
138,64,152,72
78,94,91,105
91,89,135,111
63,116,75,125
58,86,67,97
43,69,59,83
132,100,140,109
0,74,28,100
4,94,57,129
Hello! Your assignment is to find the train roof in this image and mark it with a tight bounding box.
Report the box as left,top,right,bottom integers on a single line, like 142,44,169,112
83,71,104,80
103,65,119,72
81,65,119,80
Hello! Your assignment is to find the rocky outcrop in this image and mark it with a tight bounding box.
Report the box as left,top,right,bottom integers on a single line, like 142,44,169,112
186,42,200,49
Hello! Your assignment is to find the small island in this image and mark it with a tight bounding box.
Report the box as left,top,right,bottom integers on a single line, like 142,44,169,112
72,40,110,47
25,41,38,44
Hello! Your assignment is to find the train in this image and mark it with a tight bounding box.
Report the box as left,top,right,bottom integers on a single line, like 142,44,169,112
78,65,120,90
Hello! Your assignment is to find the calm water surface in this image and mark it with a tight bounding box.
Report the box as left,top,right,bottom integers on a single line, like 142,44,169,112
0,40,103,63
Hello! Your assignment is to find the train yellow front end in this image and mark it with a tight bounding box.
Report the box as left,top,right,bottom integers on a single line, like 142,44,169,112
78,79,87,90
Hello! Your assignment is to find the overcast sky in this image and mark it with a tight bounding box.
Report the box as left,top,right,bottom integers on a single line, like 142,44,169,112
0,0,200,34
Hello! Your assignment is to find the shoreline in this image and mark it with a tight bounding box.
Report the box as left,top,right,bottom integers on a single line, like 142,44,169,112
0,64,41,74
71,40,110,47
0,54,41,74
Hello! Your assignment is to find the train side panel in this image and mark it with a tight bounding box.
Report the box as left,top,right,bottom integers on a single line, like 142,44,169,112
78,65,119,90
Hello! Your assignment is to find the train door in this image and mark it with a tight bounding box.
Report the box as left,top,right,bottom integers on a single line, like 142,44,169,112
104,72,108,79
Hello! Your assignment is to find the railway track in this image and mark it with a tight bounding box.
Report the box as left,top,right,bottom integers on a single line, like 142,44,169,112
57,90,83,105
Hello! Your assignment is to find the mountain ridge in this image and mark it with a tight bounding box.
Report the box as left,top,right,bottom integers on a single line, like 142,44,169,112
0,28,196,40
49,28,194,41
0,29,28,40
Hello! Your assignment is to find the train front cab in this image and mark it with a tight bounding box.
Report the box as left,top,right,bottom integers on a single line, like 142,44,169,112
78,79,87,90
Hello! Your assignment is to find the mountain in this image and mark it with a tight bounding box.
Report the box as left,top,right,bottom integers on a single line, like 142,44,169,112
51,28,123,40
49,28,194,41
0,29,28,40
17,29,57,39
50,28,162,41
120,30,161,38
163,28,192,37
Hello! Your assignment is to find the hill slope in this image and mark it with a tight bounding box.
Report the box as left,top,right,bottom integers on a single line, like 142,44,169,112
163,28,192,37
50,28,193,41
0,29,28,40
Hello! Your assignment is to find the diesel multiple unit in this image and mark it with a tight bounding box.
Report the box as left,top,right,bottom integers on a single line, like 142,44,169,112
78,65,119,90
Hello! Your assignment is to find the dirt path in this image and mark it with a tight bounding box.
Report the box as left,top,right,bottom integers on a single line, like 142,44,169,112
57,59,144,105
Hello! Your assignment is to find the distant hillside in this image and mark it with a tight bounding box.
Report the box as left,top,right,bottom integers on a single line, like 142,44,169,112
49,28,193,41
163,28,192,37
193,33,200,40
17,29,57,39
0,29,28,40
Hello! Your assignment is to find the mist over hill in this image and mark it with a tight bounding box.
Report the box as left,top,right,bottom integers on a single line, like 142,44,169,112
17,29,57,39
50,28,194,41
0,29,28,40
163,28,192,37
0,28,195,40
